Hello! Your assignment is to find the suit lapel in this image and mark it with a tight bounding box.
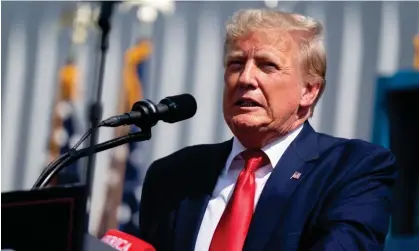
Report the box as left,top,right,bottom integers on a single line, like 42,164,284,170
174,140,232,251
174,196,210,251
244,122,320,251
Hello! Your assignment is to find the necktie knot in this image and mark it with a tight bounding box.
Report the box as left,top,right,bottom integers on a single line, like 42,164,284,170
241,149,269,173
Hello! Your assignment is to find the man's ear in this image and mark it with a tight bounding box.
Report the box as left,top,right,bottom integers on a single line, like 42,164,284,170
300,81,320,108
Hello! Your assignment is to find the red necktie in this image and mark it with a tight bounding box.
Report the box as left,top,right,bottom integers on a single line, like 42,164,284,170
209,149,269,251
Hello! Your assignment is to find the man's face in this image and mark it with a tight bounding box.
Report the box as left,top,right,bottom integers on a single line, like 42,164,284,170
223,29,305,137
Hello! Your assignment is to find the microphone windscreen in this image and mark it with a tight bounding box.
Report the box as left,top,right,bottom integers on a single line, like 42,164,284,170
101,229,156,251
160,93,197,123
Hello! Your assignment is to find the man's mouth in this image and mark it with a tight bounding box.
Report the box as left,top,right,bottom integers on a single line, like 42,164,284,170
234,98,262,107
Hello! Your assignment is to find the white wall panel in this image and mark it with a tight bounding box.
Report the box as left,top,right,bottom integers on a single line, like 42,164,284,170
2,20,27,192
22,19,59,189
333,3,364,139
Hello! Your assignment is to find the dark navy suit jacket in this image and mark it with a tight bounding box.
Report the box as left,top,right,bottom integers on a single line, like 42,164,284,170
139,122,397,251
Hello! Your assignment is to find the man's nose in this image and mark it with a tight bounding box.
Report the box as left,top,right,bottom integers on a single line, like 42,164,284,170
238,62,258,89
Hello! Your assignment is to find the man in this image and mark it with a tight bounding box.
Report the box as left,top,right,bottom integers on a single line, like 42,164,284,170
139,9,396,251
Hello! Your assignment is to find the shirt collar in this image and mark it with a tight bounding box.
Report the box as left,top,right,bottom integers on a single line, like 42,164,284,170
223,124,304,174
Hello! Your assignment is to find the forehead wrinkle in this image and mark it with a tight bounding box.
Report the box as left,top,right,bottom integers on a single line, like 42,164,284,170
254,49,287,66
226,30,294,54
226,45,290,67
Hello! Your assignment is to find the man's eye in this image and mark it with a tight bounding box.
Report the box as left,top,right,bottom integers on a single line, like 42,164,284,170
260,62,278,71
264,62,278,68
228,61,243,66
227,61,244,71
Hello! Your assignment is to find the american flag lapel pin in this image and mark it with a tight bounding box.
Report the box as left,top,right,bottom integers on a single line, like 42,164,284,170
290,171,302,180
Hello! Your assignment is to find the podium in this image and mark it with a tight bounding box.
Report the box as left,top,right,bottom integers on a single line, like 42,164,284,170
1,184,117,251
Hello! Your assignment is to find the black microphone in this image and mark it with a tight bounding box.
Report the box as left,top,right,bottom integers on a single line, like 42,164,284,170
100,93,197,129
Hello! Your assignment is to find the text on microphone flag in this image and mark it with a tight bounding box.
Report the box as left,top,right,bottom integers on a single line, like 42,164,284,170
101,229,156,251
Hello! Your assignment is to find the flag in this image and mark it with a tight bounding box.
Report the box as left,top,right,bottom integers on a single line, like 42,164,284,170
414,34,419,70
97,40,152,237
290,171,302,180
46,58,82,186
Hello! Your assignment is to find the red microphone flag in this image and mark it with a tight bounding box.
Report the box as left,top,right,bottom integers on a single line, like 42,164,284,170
101,229,156,251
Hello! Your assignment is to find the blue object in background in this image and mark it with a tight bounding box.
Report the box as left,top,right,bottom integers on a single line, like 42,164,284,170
372,69,419,251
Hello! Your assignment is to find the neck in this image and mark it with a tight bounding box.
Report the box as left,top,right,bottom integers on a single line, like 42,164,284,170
234,119,306,149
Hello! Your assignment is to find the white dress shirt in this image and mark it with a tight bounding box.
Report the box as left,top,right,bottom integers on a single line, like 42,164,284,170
194,124,304,251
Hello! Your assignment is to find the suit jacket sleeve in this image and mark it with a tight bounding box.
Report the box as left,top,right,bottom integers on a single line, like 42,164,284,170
139,160,160,244
310,147,397,251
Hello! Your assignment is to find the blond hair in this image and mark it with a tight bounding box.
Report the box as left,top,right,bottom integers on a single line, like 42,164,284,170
224,9,326,115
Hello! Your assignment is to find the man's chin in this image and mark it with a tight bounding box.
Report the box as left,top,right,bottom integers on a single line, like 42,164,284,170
229,116,267,131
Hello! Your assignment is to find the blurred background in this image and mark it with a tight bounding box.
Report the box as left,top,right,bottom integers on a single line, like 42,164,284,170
1,0,419,238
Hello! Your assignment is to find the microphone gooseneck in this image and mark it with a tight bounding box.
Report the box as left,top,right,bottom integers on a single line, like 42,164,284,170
32,129,152,189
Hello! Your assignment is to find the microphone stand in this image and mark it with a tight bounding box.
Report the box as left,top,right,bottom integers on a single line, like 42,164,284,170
84,1,118,227
32,129,152,189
